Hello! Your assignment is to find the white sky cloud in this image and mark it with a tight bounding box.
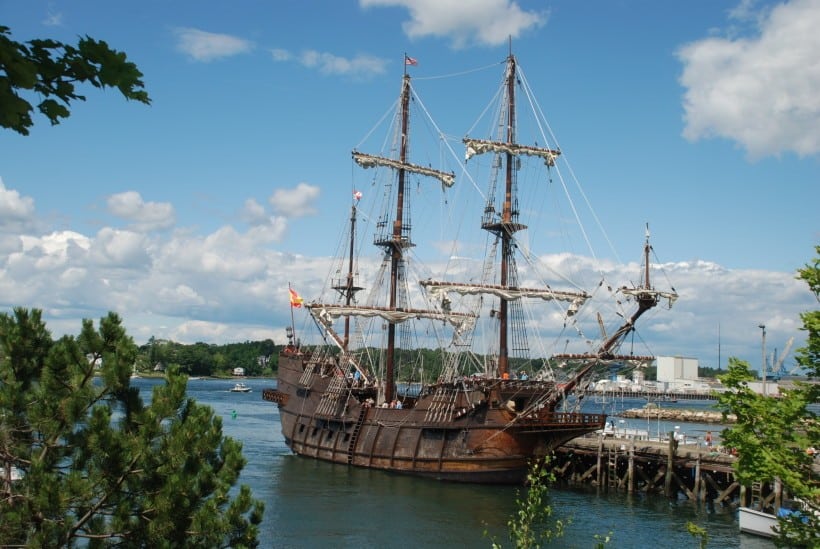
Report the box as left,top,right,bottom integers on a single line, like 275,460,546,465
89,228,151,268
300,50,388,76
41,9,63,27
0,177,36,233
678,0,820,158
0,172,812,373
107,191,175,232
241,198,268,226
174,27,253,62
360,0,546,47
269,183,320,217
270,48,292,62
171,319,230,342
271,48,388,76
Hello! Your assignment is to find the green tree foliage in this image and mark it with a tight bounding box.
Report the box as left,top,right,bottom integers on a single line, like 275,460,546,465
716,245,819,546
795,245,820,380
0,308,263,547
486,459,570,548
0,25,150,135
685,522,708,548
138,339,277,377
717,361,818,546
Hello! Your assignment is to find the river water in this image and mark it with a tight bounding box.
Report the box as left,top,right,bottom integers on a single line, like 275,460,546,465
133,377,775,548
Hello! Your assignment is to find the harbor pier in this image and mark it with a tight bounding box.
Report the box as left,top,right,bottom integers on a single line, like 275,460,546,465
553,432,774,509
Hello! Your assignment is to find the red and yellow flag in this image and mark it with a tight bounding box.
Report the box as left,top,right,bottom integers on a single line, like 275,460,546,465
289,287,303,308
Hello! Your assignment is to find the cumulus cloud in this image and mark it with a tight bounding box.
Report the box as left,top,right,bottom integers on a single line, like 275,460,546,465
107,191,175,231
157,284,206,307
269,183,320,217
20,230,91,261
360,0,546,48
271,48,388,76
0,178,811,366
247,217,289,244
678,0,820,158
153,226,279,286
239,199,289,241
174,27,253,62
0,177,36,233
89,227,151,269
171,320,230,342
241,198,269,226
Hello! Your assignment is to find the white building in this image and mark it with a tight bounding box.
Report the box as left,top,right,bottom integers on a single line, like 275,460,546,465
656,356,698,382
655,355,715,393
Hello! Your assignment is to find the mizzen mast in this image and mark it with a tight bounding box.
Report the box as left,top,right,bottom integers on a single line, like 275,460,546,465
331,200,364,351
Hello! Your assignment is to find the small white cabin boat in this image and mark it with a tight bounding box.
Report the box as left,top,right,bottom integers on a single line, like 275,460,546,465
230,382,252,393
739,506,777,538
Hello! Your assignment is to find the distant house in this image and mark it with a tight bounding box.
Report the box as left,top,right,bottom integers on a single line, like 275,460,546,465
232,367,246,377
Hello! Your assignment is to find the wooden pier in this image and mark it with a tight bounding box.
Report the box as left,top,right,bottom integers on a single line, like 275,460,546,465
580,389,718,401
553,432,776,510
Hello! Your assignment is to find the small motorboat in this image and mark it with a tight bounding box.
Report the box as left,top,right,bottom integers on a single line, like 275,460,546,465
230,382,252,393
739,506,778,538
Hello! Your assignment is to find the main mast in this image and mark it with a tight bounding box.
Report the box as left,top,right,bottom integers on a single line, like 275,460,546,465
383,72,413,402
424,52,588,378
497,54,517,377
310,64,461,403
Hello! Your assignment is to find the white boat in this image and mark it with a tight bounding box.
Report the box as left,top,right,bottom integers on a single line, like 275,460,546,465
739,506,778,538
230,383,252,393
1,464,23,482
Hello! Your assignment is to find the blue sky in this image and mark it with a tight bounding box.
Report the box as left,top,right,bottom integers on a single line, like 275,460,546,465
0,0,817,374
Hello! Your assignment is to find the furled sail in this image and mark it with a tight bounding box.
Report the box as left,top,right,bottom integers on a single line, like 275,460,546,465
619,287,678,308
353,152,455,187
309,303,475,331
421,279,588,305
463,138,561,167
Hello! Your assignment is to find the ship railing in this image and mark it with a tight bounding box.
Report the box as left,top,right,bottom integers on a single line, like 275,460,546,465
516,411,605,428
262,388,289,406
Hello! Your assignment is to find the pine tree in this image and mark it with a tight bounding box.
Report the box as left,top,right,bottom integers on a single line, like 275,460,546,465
0,308,263,547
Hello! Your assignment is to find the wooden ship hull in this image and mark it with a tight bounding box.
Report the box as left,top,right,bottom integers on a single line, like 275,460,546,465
264,350,605,484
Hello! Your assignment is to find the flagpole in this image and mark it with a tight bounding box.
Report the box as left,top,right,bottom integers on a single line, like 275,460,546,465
288,282,297,347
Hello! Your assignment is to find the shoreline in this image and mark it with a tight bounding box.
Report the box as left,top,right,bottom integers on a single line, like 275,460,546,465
618,407,735,424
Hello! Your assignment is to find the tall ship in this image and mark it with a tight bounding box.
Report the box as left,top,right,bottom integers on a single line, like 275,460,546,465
264,50,677,483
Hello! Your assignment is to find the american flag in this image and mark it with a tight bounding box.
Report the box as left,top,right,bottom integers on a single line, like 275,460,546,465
404,55,418,66
353,190,363,200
